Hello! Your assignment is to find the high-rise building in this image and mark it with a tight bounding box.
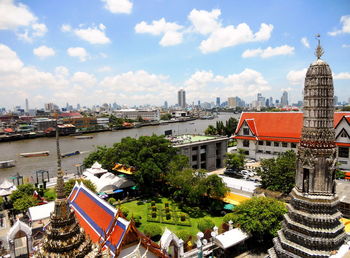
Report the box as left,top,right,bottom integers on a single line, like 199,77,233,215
280,91,289,107
216,97,220,107
178,89,186,108
269,40,346,257
25,98,29,112
164,101,168,109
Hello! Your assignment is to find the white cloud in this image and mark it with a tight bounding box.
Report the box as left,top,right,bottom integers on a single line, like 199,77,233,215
287,68,307,85
333,72,350,80
242,45,294,58
184,69,271,100
55,66,69,77
199,21,273,53
61,24,71,32
0,0,47,42
33,45,55,59
329,15,350,36
102,0,132,14
98,66,112,72
188,9,221,35
72,72,97,88
0,0,37,30
301,37,310,48
135,18,184,46
0,44,23,73
67,47,89,62
63,24,111,44
342,44,350,48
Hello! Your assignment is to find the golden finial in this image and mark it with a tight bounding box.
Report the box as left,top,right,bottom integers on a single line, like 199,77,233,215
315,34,324,60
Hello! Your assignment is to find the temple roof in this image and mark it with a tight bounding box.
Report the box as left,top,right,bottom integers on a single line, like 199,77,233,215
234,112,350,142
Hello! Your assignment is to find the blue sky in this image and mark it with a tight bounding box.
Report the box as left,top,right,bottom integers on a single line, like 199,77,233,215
0,0,349,109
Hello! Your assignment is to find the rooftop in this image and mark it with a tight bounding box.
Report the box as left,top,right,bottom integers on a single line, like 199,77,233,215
168,134,227,146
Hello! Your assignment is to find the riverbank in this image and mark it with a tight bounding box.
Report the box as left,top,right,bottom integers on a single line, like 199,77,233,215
0,117,199,143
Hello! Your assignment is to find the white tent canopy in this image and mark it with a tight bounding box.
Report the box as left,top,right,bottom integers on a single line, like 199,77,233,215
83,172,135,193
84,161,108,176
28,202,55,222
0,179,17,196
214,228,250,249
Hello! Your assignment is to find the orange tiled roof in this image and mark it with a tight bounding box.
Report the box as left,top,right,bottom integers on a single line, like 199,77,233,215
234,112,350,142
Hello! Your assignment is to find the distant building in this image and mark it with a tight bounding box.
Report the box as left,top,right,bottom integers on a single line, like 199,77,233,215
216,97,220,107
114,109,160,121
96,117,110,128
170,135,228,171
164,101,168,109
280,90,288,107
32,118,56,131
25,99,29,113
178,89,186,108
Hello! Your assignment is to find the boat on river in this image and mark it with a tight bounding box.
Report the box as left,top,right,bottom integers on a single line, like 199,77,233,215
61,150,80,158
0,160,16,168
75,135,93,139
20,151,50,157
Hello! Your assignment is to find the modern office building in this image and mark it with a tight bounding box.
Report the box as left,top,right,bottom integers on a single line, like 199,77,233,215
114,109,160,121
169,135,228,171
280,91,288,107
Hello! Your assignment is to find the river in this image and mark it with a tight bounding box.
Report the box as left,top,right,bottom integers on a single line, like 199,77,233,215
0,113,239,181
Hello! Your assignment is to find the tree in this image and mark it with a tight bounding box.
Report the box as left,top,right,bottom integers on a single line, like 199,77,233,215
13,195,38,212
257,150,296,194
143,224,162,238
204,125,217,135
204,174,229,199
225,150,245,171
197,218,215,232
204,118,238,137
160,113,172,120
228,197,287,242
64,179,97,197
336,169,345,179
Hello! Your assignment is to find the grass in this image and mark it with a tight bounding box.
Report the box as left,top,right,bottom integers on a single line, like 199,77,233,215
121,197,224,239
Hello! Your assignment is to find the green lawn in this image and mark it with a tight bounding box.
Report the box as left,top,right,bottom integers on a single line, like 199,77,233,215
120,197,224,238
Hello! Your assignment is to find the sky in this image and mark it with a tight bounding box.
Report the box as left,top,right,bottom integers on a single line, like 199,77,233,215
0,0,350,109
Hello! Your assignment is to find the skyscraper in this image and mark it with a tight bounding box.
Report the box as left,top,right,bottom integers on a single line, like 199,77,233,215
280,91,289,107
269,39,346,257
178,89,186,108
25,98,29,112
216,97,220,107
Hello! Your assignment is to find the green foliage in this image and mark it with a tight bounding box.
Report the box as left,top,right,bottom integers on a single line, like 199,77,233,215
13,195,38,212
84,135,186,194
176,230,192,241
10,184,36,202
108,197,116,205
120,206,129,217
160,113,172,120
223,213,235,223
225,150,245,171
230,197,287,240
197,218,215,232
44,188,56,201
336,170,345,179
64,179,96,197
143,224,162,237
205,118,238,136
257,150,296,194
341,106,350,111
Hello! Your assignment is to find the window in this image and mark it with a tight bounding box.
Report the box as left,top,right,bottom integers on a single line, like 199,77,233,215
266,151,271,154
243,140,249,147
200,153,206,161
282,142,288,148
192,155,198,161
258,141,264,145
274,142,279,147
244,151,249,155
257,150,263,153
192,165,198,169
291,143,297,148
339,147,349,158
192,146,198,151
243,128,250,135
266,141,271,146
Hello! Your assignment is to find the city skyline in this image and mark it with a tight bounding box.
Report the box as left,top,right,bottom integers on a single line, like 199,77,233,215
0,0,349,109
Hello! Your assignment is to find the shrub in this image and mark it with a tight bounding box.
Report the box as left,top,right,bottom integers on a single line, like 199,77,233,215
176,230,192,241
182,206,203,218
223,213,235,223
152,206,157,211
137,201,144,205
165,207,170,213
197,218,215,232
108,198,116,205
151,201,155,206
165,202,169,207
143,224,162,238
152,212,157,218
120,206,129,217
166,213,171,220
134,215,142,227
180,214,186,222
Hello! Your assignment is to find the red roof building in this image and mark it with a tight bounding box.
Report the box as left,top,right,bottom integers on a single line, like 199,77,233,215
234,112,350,170
68,183,168,257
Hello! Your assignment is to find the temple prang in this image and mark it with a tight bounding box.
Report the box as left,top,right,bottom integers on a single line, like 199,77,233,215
268,38,347,257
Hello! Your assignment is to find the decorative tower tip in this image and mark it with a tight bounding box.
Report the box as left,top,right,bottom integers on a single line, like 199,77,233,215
315,33,324,60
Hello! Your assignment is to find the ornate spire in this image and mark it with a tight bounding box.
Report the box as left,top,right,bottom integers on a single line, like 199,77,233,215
314,33,324,59
55,115,65,200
